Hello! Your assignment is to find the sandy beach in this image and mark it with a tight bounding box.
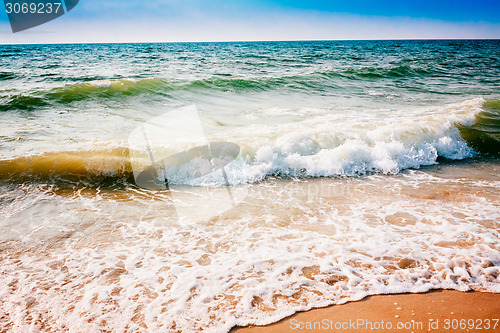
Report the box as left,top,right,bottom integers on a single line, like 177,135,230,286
233,290,500,332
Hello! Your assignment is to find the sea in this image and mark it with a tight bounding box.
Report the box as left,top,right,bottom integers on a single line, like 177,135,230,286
0,40,499,332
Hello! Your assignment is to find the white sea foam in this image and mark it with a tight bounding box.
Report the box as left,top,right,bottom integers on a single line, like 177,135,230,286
0,168,498,332
89,80,114,88
88,78,140,87
162,98,484,186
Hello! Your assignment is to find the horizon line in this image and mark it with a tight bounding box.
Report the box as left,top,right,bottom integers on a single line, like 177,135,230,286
1,37,499,46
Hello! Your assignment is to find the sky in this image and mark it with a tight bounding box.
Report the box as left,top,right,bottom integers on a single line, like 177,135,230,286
0,0,499,43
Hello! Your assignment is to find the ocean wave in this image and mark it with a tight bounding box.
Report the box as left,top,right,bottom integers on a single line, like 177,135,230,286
0,72,16,80
458,99,500,154
0,78,170,111
340,65,431,78
0,98,495,187
0,148,132,187
0,65,436,110
46,78,172,103
0,94,48,111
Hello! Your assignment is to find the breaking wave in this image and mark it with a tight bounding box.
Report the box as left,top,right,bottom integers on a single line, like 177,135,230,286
0,98,495,187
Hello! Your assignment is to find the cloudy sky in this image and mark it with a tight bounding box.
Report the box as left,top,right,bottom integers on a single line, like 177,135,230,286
1,0,499,43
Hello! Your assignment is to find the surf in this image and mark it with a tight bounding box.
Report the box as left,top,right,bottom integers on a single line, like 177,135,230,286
0,98,495,188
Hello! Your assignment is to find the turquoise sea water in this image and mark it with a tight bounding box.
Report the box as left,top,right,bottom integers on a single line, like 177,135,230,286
0,40,499,332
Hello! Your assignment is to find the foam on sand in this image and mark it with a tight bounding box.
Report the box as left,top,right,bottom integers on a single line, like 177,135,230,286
0,162,498,332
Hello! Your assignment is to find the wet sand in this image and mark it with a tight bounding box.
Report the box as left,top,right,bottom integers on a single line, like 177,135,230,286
232,290,500,332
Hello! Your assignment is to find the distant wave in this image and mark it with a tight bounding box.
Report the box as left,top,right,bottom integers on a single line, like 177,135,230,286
0,94,48,111
340,65,431,78
0,71,16,80
0,78,169,111
0,65,437,111
1,98,497,187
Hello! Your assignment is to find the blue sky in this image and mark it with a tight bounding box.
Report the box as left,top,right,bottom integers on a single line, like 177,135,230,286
268,0,500,22
1,0,499,43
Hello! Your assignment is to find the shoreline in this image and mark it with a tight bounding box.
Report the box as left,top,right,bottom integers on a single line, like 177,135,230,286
232,290,500,332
